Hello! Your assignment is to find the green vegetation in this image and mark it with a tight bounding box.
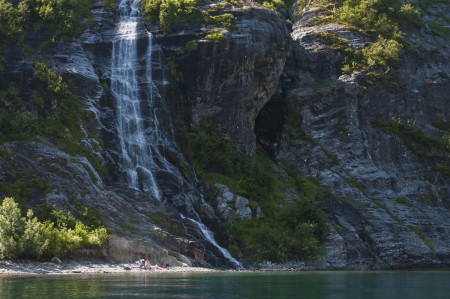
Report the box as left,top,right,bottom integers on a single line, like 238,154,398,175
258,0,297,11
0,0,93,47
332,0,417,73
232,197,327,261
396,196,412,207
418,0,450,38
141,0,235,34
141,0,202,34
185,121,328,262
0,63,106,179
310,0,424,84
166,57,184,82
409,225,433,250
0,197,108,260
185,40,198,52
0,177,51,206
204,29,226,42
101,0,117,10
315,31,353,52
0,2,105,177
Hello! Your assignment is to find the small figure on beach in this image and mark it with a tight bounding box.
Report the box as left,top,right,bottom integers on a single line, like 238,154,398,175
136,259,145,268
144,259,150,269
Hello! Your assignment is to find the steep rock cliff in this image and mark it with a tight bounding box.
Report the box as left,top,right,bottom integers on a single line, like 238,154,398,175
156,5,290,154
1,0,449,270
263,2,450,269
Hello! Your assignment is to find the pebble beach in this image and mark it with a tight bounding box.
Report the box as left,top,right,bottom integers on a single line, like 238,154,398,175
0,260,221,277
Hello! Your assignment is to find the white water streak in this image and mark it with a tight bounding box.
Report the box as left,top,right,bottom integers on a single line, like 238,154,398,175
111,0,160,199
181,214,243,269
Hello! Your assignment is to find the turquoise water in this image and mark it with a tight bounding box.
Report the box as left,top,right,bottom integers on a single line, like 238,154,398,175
1,271,449,298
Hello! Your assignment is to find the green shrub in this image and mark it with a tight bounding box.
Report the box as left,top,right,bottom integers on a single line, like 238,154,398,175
205,13,235,30
231,197,327,262
141,0,234,34
142,0,202,34
102,0,117,9
204,29,226,42
0,197,108,260
0,0,23,45
0,197,26,259
315,0,422,77
0,0,94,47
259,0,298,11
361,37,402,68
185,40,198,52
184,121,328,262
0,111,39,142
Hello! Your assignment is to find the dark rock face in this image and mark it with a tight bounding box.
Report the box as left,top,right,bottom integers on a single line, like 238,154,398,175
157,7,290,154
1,0,449,270
270,4,450,269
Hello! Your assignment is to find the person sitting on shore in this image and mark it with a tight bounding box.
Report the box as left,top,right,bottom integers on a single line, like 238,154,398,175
144,259,150,269
136,259,145,268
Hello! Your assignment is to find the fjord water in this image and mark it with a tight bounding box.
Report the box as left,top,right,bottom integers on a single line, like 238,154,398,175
1,271,449,298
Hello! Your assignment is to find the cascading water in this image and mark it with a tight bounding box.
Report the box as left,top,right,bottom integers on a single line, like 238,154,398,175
110,0,161,198
109,0,240,269
181,214,243,269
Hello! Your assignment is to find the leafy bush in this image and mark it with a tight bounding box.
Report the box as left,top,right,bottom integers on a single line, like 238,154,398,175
0,0,23,45
317,0,422,77
232,197,327,262
258,0,297,11
185,40,198,52
0,0,94,47
0,111,39,142
204,29,226,42
142,0,202,34
0,197,108,260
141,0,234,34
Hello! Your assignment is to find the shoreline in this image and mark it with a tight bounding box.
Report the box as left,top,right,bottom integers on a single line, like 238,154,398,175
0,260,224,277
2,260,448,277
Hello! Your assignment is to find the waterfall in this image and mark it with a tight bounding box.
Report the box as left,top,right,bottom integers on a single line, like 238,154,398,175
109,0,241,269
181,214,243,269
111,0,160,199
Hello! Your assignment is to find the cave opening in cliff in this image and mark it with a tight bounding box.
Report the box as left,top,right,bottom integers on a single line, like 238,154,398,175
254,91,285,158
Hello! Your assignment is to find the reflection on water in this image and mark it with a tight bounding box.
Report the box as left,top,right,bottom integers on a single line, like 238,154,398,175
1,271,450,298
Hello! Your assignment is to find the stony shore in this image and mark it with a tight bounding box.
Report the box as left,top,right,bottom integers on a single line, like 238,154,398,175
0,260,222,277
